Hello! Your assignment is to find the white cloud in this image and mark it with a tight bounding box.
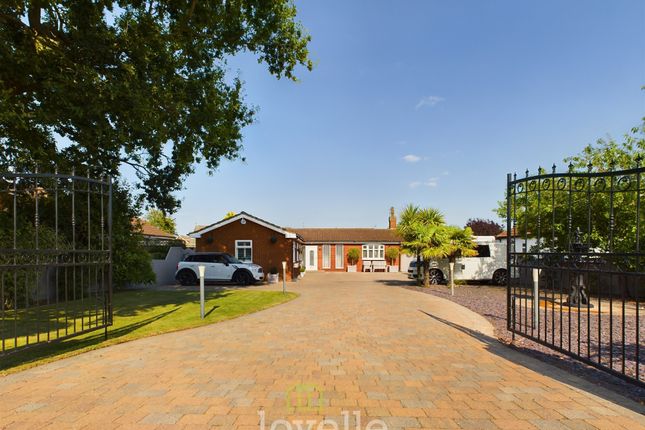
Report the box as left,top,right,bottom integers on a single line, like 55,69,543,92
409,178,438,188
424,178,439,187
402,154,421,163
415,95,445,110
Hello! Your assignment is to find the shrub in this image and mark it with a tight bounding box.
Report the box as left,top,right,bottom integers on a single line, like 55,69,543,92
347,248,360,265
385,247,399,264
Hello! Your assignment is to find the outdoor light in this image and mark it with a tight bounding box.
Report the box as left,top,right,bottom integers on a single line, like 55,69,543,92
198,265,206,319
282,261,287,294
532,268,540,329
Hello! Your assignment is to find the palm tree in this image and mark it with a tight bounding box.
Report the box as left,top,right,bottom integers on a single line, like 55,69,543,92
397,204,422,285
397,205,445,287
434,226,478,295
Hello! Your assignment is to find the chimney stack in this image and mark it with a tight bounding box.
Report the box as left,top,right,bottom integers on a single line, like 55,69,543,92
388,207,397,229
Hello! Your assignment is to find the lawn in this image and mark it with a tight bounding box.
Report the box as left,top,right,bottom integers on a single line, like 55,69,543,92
0,288,298,374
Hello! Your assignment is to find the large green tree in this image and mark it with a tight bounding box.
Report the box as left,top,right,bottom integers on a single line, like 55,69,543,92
145,208,176,235
496,116,645,254
0,0,312,212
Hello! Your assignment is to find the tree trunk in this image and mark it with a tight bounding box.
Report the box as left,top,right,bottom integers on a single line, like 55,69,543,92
423,260,430,288
416,252,421,286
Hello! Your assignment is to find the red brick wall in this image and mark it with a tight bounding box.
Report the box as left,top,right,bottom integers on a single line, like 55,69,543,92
195,220,299,280
312,243,400,272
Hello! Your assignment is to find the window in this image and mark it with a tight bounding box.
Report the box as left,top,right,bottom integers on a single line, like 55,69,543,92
335,245,344,269
476,245,491,258
362,244,384,260
187,254,216,263
322,245,331,269
235,240,252,262
213,254,228,264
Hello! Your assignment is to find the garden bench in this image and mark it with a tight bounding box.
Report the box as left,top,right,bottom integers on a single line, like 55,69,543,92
372,260,387,272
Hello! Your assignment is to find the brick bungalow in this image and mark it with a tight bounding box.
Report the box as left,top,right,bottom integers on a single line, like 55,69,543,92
188,208,403,280
188,212,305,281
290,208,401,272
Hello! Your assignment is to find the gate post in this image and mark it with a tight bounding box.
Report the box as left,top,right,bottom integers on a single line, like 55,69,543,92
506,173,513,338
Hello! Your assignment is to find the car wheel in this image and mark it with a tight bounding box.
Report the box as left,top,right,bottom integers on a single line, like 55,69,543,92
429,269,443,285
492,269,507,286
233,270,252,286
177,270,198,286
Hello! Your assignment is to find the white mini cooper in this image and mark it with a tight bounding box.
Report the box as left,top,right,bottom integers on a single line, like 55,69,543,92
175,252,264,286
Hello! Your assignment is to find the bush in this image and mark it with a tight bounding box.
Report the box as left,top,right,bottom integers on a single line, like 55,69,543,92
347,248,360,265
385,247,399,264
111,183,155,288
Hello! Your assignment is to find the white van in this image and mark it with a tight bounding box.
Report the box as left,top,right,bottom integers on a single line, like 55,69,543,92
407,236,508,285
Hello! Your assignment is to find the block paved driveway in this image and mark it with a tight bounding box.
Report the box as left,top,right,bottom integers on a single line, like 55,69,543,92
1,273,643,429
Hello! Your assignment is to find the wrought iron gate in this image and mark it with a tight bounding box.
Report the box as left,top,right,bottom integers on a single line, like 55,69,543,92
507,163,644,387
0,169,112,354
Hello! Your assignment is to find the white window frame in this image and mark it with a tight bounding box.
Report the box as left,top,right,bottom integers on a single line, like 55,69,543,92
322,244,331,269
335,244,344,269
235,240,253,262
362,243,384,260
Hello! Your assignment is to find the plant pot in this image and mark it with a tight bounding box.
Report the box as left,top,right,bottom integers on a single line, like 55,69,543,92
267,273,279,284
387,265,398,273
347,265,357,273
299,271,305,278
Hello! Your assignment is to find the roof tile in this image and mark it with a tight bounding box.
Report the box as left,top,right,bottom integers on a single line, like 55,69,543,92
288,228,400,243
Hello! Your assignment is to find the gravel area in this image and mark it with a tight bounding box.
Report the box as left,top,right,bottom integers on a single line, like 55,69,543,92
401,282,645,404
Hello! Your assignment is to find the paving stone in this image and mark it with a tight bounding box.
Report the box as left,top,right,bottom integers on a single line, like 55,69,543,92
0,273,643,430
139,412,183,425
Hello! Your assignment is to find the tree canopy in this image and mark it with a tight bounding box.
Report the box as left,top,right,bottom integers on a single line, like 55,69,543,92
397,205,443,287
145,208,177,235
0,0,313,212
430,225,477,295
496,116,645,253
465,218,503,236
397,204,478,289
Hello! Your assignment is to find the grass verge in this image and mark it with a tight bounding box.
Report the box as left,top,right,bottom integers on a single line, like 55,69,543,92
0,289,298,375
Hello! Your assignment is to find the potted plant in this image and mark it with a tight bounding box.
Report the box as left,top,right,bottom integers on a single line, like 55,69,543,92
347,248,359,272
268,267,279,284
299,265,306,279
385,247,399,272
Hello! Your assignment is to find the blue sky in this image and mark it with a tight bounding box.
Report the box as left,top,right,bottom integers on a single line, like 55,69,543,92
168,0,644,234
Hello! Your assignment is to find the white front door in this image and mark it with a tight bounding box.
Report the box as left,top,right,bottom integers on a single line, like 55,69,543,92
305,246,318,271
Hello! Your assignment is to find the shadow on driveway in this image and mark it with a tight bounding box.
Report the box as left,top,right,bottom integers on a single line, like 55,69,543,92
419,310,645,413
